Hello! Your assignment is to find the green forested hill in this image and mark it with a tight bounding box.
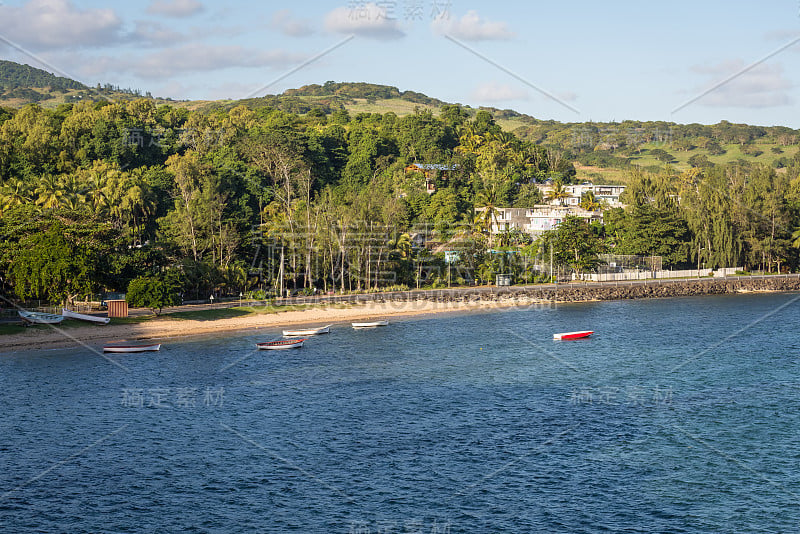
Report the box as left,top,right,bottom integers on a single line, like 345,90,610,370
1,61,800,307
0,60,171,107
0,60,87,93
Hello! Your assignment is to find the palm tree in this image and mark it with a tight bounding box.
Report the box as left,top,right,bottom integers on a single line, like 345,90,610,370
394,232,413,259
0,178,31,215
456,124,483,155
791,227,800,249
580,191,601,212
475,187,500,247
34,174,65,209
546,179,570,206
58,174,87,210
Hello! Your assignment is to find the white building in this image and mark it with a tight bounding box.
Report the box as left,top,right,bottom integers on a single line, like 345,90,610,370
536,183,626,208
476,205,602,237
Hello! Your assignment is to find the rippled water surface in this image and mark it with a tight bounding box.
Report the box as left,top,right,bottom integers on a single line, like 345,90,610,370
2,293,800,533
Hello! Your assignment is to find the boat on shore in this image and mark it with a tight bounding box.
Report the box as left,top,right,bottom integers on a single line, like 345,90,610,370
352,321,389,329
553,330,594,340
257,338,306,350
18,310,64,325
103,343,161,353
282,324,331,336
62,308,111,325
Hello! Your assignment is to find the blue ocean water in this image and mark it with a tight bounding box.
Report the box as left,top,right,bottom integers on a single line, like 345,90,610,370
1,293,799,533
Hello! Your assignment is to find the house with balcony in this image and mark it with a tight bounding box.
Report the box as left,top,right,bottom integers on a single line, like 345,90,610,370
475,205,602,238
535,182,626,208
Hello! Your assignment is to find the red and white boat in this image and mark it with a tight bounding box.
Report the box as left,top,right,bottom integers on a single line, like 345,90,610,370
282,324,331,336
103,343,161,353
256,338,306,350
553,330,594,340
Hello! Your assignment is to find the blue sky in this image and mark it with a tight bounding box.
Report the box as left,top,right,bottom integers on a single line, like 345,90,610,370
1,0,799,127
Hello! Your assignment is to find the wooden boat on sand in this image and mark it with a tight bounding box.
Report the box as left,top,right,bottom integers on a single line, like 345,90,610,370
19,310,64,325
62,308,111,325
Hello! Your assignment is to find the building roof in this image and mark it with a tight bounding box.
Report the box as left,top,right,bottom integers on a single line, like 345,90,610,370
408,163,459,171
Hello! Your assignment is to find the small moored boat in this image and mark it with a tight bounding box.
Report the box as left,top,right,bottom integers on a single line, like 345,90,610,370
352,321,388,329
282,324,331,337
103,343,161,353
553,330,594,340
19,310,64,325
62,308,111,325
256,338,306,350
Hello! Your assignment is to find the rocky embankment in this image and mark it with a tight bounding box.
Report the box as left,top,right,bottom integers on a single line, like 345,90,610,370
350,275,800,305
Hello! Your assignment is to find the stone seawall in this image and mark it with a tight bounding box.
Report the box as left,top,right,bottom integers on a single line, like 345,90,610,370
345,275,800,305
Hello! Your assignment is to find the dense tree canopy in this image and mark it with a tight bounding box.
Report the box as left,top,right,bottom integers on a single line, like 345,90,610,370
1,96,799,305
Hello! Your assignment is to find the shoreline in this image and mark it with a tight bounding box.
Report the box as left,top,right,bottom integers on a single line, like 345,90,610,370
0,299,537,353
3,275,800,353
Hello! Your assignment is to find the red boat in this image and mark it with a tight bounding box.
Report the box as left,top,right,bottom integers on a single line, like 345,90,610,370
256,338,306,350
553,330,594,340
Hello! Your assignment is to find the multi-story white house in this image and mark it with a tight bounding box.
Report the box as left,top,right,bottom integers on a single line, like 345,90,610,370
476,205,603,237
536,183,626,208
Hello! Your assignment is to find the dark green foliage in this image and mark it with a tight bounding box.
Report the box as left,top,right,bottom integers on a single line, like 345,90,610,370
649,149,675,163
608,204,691,267
0,60,87,93
126,271,182,314
2,75,800,304
7,223,96,303
540,216,607,272
688,154,713,168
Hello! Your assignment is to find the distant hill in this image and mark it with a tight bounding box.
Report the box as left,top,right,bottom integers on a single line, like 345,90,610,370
0,60,173,108
0,60,87,93
1,60,797,184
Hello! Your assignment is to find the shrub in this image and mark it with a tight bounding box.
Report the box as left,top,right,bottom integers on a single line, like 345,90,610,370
126,272,181,315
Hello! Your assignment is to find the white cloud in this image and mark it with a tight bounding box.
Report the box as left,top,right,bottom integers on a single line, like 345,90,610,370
471,82,528,102
432,10,514,41
271,9,315,37
146,0,204,18
324,3,405,40
130,20,185,46
690,60,793,108
0,0,122,50
102,44,305,79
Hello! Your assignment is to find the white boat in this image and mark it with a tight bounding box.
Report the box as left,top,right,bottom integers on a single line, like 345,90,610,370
282,324,331,337
352,321,389,329
103,343,161,353
18,310,64,325
256,338,306,350
553,330,594,340
62,308,111,325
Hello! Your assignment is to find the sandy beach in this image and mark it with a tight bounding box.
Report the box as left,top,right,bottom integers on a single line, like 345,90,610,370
0,298,539,353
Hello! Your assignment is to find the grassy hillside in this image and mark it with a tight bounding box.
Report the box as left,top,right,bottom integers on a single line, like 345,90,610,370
2,62,798,179
0,60,177,108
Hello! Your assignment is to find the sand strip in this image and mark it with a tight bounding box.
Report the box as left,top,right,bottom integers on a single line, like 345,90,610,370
0,299,544,353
